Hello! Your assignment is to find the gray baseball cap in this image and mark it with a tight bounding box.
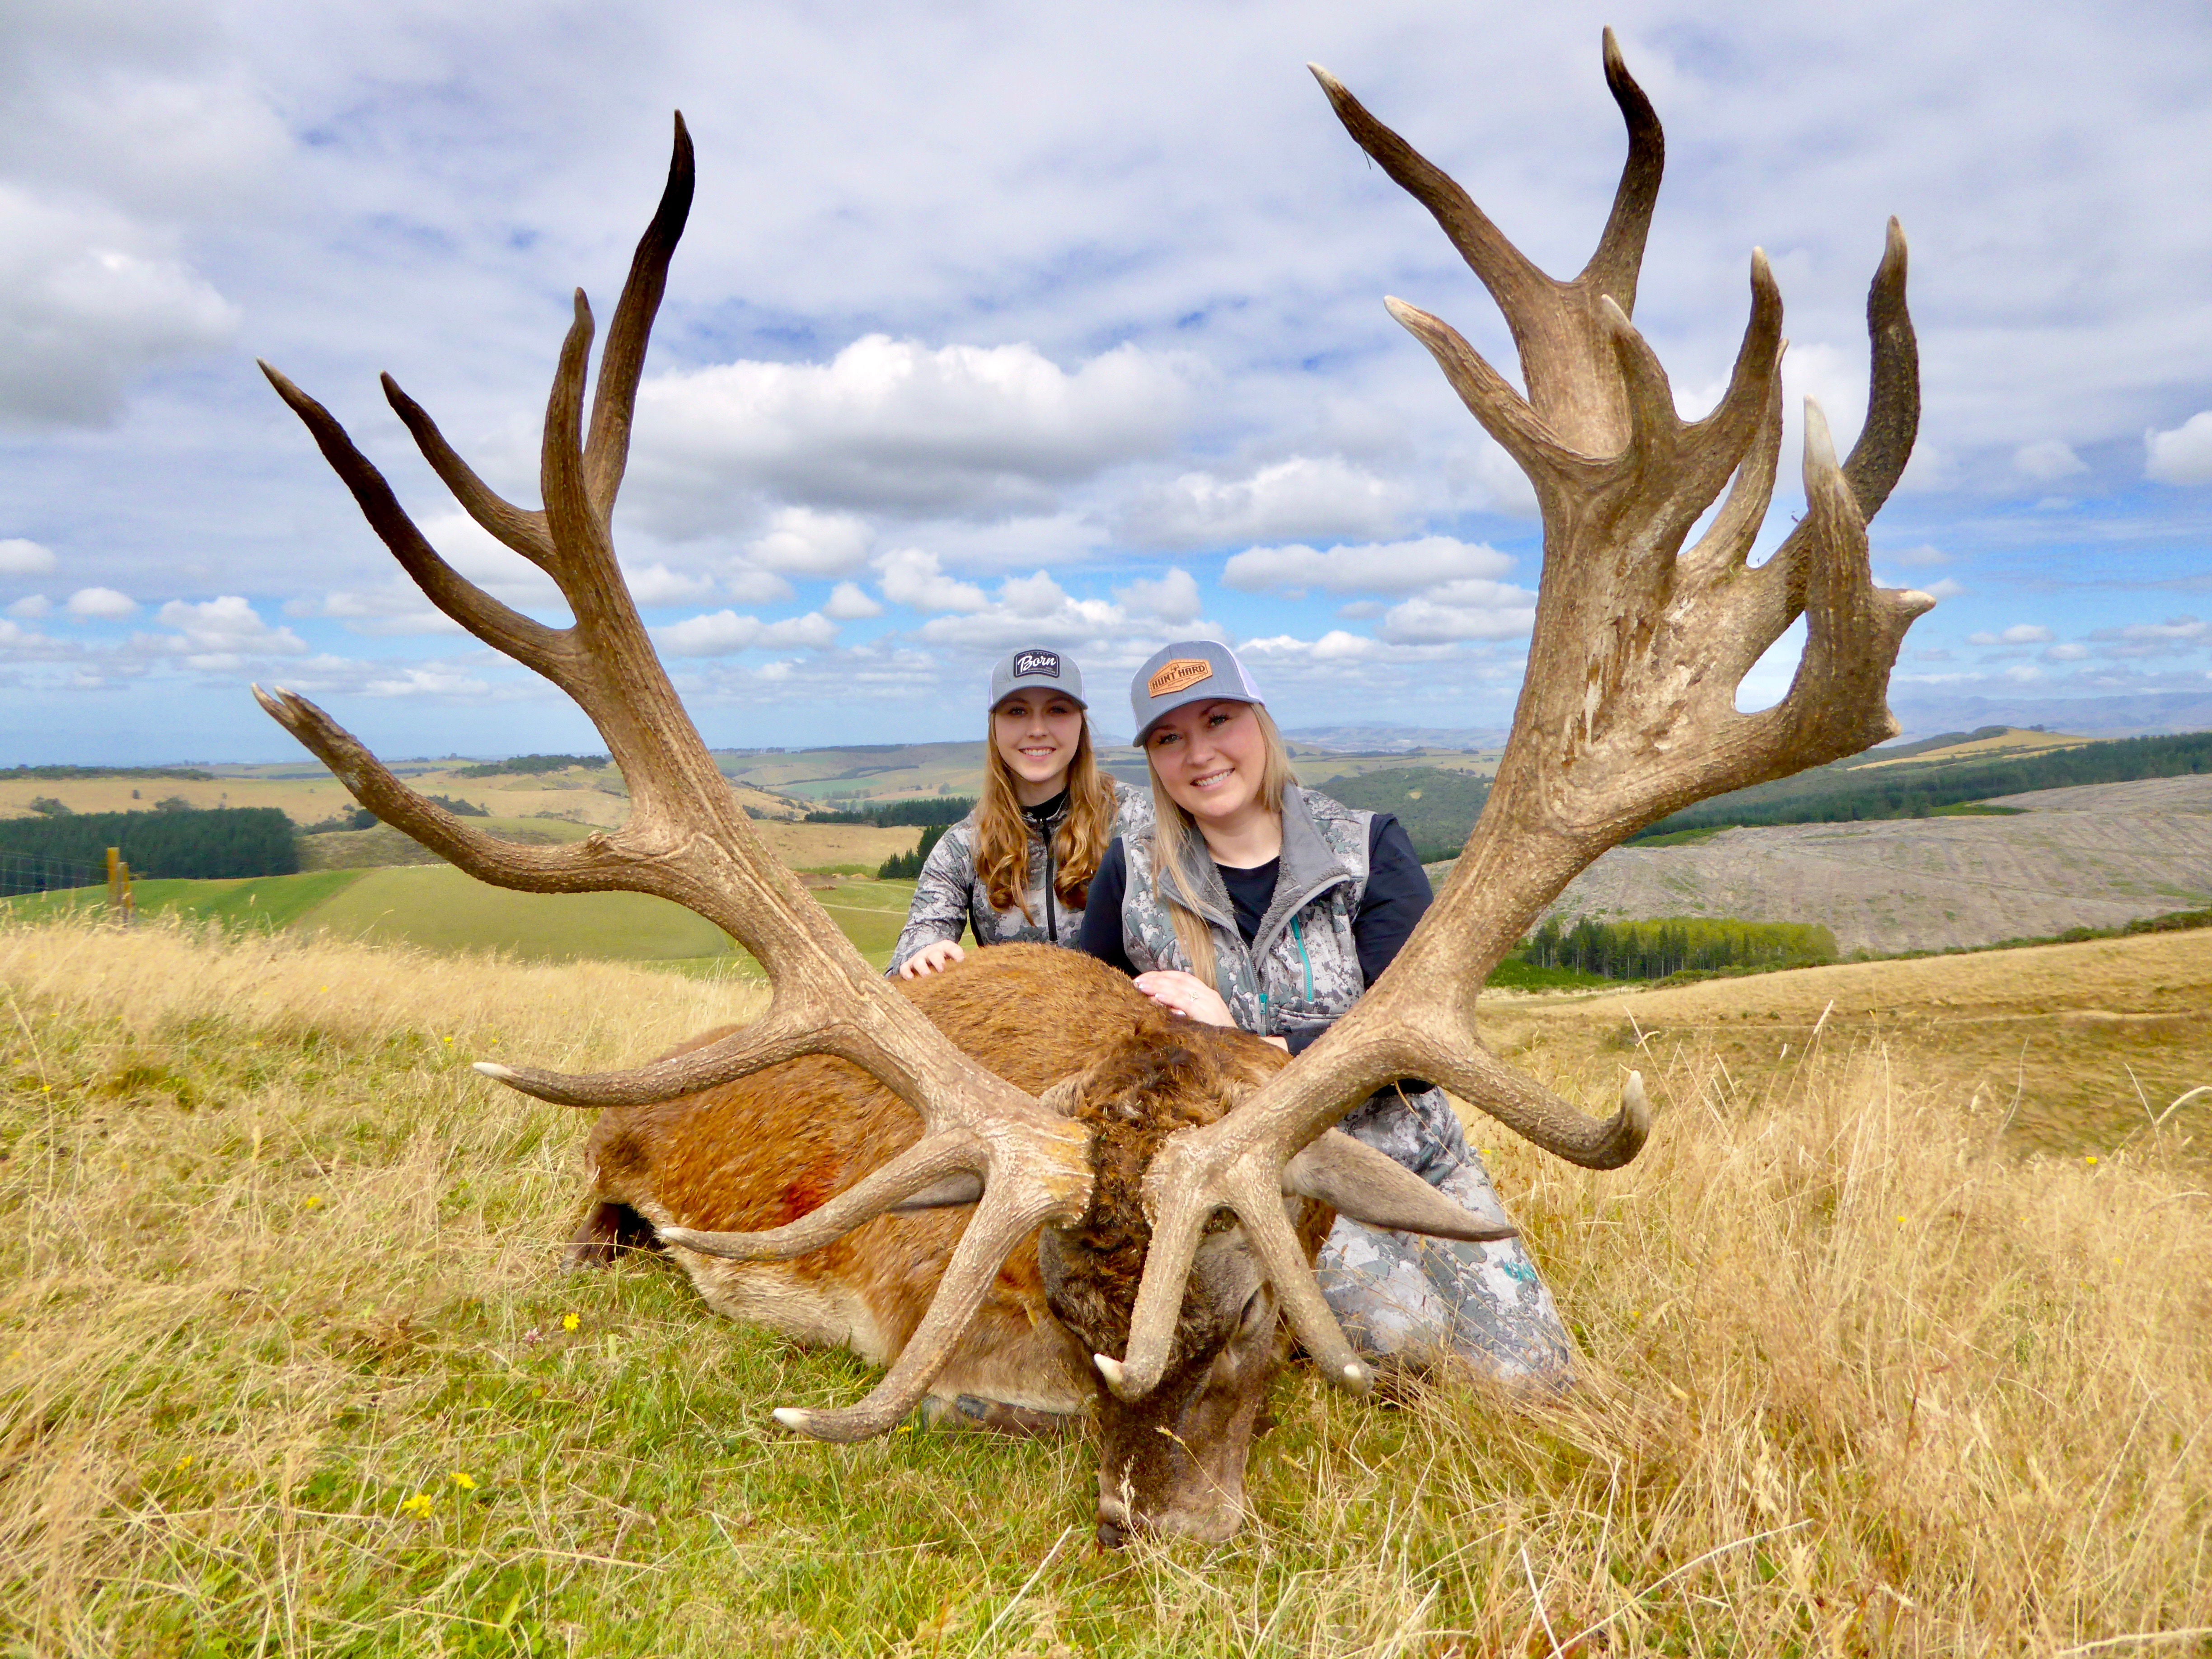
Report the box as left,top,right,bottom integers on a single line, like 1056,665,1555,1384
988,647,1087,711
1129,639,1265,745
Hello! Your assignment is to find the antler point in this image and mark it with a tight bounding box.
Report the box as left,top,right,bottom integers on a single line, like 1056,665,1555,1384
473,1061,518,1082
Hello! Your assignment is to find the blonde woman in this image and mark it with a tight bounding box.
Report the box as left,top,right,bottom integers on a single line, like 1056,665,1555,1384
889,648,1150,979
1077,639,1573,1385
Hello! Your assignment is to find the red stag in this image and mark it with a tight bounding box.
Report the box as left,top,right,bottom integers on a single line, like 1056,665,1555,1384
254,31,1928,1544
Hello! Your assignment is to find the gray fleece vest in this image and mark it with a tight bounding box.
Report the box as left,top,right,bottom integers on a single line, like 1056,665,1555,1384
1119,785,1374,1049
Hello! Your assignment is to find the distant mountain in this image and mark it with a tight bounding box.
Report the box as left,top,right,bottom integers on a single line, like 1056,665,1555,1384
1278,724,1509,754
1889,691,2212,740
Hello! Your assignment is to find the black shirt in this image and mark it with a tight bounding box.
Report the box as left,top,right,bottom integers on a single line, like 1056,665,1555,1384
1077,813,1433,1052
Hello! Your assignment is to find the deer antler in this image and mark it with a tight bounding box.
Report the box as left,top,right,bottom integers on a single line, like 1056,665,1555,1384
255,115,1092,1442
1101,32,1935,1404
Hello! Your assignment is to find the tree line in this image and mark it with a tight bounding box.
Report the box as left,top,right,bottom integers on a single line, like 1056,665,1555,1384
878,823,949,879
0,807,299,881
449,754,610,778
1516,914,1837,980
812,797,978,829
1634,729,2212,839
5,764,216,781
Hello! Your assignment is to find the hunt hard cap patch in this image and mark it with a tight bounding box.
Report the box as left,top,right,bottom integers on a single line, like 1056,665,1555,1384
1146,658,1214,698
1130,640,1265,744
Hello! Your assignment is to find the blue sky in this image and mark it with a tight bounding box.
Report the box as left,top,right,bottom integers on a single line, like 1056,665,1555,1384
2,0,2209,762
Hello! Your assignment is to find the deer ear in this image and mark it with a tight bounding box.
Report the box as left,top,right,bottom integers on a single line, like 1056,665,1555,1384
883,1172,985,1214
1282,1131,1517,1242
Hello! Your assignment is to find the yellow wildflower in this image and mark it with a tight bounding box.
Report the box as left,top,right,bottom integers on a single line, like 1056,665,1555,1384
561,1313,580,1332
450,1471,476,1490
305,1195,323,1210
2085,1155,2100,1166
401,1493,433,1517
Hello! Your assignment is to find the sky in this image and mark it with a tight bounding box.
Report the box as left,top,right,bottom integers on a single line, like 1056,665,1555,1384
2,0,2209,764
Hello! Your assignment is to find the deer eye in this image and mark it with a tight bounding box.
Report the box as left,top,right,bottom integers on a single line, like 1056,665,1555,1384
1236,1286,1272,1336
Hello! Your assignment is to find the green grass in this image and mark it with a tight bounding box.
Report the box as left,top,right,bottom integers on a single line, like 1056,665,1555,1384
4,916,2206,1653
1482,958,1610,992
2,868,369,929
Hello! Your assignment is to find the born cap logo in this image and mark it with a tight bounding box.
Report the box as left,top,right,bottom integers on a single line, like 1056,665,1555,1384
1013,649,1060,679
1146,657,1214,699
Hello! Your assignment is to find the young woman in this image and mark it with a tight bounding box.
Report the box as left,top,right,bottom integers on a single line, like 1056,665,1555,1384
889,648,1151,979
1077,639,1574,1385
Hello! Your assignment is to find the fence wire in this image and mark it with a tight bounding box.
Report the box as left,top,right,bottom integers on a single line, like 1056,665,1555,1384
0,849,105,899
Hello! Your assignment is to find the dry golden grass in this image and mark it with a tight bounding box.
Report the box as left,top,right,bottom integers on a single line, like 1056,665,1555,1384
1,913,2207,1655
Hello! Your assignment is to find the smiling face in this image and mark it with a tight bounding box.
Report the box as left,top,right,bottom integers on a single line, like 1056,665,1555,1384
992,692,1087,807
1143,699,1273,836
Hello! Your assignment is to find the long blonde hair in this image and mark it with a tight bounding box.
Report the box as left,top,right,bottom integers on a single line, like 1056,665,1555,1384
1144,704,1298,991
975,715,1118,923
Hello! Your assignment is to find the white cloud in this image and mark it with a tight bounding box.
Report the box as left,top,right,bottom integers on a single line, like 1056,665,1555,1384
8,594,51,618
0,537,58,575
1124,455,1405,547
908,570,1190,658
655,609,838,657
1918,577,1966,600
2004,663,2043,682
822,580,884,619
1223,535,1513,596
2043,642,2089,661
2013,439,2086,482
631,336,1191,529
876,547,988,613
0,183,237,429
1968,623,2053,645
1112,567,1202,624
2117,616,2205,642
361,665,495,699
621,562,719,606
66,585,136,619
1239,630,1389,662
2145,413,2212,485
744,507,872,576
154,595,305,655
722,567,797,605
1378,579,1538,644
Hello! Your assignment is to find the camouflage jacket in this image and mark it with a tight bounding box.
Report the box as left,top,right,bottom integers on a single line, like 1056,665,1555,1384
887,780,1153,975
1118,784,1376,1049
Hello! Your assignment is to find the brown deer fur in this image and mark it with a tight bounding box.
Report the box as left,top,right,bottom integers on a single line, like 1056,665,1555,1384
570,944,1332,1540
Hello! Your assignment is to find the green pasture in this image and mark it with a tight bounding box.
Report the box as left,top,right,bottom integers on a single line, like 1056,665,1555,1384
3,869,369,931
5,866,923,975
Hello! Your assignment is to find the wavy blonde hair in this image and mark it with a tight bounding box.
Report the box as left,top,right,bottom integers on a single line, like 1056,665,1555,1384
1143,703,1298,991
975,713,1119,924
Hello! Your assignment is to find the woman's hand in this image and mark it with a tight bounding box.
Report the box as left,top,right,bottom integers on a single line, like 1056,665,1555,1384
1132,970,1235,1028
897,939,966,979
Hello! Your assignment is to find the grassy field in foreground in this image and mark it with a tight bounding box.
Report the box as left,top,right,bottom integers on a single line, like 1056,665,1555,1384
0,913,2206,1654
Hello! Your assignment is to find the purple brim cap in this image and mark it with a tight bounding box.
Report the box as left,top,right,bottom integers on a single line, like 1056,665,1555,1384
1129,639,1264,745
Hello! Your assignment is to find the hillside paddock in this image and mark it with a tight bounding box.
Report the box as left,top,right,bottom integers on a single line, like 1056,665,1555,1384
0,916,2206,1654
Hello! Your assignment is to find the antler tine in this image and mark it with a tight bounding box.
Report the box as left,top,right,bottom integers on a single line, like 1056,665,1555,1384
369,116,693,571
656,1130,985,1261
1108,37,1929,1404
1308,63,1549,344
257,361,582,687
585,110,694,513
381,374,556,570
769,1181,1071,1441
1579,27,1665,316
